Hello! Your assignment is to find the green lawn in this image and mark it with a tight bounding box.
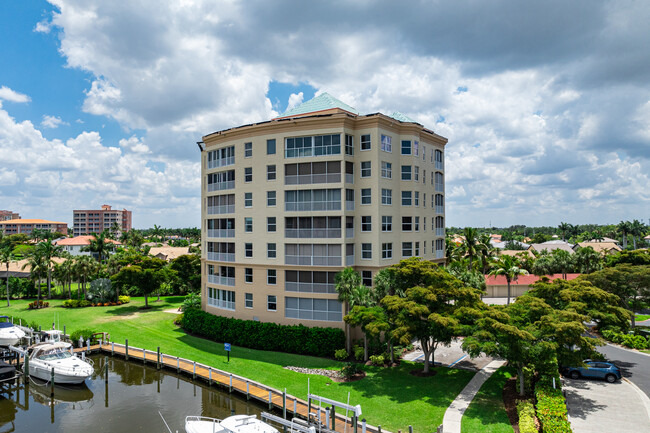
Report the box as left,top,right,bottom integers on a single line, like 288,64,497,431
1,297,475,432
635,314,650,322
461,367,515,433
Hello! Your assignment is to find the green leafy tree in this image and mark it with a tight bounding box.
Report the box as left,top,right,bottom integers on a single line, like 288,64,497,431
111,256,169,308
573,246,603,274
558,222,571,242
0,246,17,306
550,249,574,279
335,267,362,352
606,249,650,267
169,254,201,293
489,255,529,305
372,267,400,301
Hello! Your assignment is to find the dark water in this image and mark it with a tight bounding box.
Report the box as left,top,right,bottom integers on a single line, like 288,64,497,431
0,356,266,433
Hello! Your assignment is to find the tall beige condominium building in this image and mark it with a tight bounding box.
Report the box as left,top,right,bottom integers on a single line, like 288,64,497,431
73,204,132,237
201,93,446,330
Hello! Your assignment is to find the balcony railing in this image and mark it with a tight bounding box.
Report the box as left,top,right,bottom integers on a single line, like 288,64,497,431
345,201,354,211
436,205,444,214
284,173,341,185
207,181,235,192
207,298,235,311
208,275,235,286
207,156,235,170
436,250,444,259
436,228,445,237
207,205,235,215
207,252,235,262
435,160,444,170
346,254,355,266
435,183,444,192
285,228,342,239
346,228,354,238
207,229,235,238
285,281,336,294
285,201,341,212
285,256,342,266
345,173,353,184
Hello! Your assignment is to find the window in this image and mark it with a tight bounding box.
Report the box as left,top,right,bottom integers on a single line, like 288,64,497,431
285,134,341,158
362,243,372,259
207,145,235,169
423,217,426,231
414,166,419,182
362,271,372,287
267,295,277,311
245,243,253,258
401,140,411,155
267,139,276,155
245,268,253,283
402,242,413,257
267,164,276,181
285,188,342,211
435,172,444,191
267,243,277,258
422,145,426,161
381,134,392,152
245,142,252,158
401,165,412,180
415,216,420,231
415,242,420,256
402,191,412,206
285,297,342,322
361,161,371,178
346,189,355,210
267,191,276,206
381,161,392,178
381,188,392,205
435,194,444,213
267,269,277,284
267,217,276,232
245,293,253,308
382,216,392,232
361,188,371,204
424,241,426,255
207,288,235,311
361,216,372,232
413,141,419,157
245,167,252,182
435,149,444,169
414,191,420,206
423,193,426,208
402,216,413,231
345,134,354,155
244,217,253,233
285,271,338,293
245,192,253,208
361,134,371,151
423,170,426,184
382,243,392,259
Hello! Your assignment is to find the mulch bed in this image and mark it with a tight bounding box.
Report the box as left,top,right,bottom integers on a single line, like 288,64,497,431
503,376,540,433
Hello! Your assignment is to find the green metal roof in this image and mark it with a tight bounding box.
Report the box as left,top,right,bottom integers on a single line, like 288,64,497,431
388,111,419,124
277,92,360,118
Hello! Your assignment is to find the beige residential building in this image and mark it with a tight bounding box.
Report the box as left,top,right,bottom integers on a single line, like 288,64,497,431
200,93,447,330
73,204,132,237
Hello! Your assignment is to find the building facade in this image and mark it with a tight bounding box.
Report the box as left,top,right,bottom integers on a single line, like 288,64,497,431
0,219,68,235
54,235,121,257
73,204,132,237
0,210,20,221
200,94,446,330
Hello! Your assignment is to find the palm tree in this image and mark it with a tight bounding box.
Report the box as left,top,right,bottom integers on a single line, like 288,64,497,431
84,230,115,264
617,221,631,249
152,224,162,243
372,267,401,301
22,250,47,303
630,220,646,250
75,255,98,299
348,284,373,360
478,233,496,274
110,222,121,239
0,246,17,306
558,222,571,242
457,227,482,271
335,267,362,353
35,240,64,299
489,255,529,305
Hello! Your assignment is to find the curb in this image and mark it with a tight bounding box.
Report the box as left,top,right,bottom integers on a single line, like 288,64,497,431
623,378,650,422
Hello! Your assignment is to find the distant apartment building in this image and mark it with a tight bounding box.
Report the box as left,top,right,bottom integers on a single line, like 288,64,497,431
73,205,132,236
0,210,20,221
0,219,68,236
200,93,447,330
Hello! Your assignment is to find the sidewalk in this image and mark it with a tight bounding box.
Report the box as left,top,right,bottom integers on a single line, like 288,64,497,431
441,360,507,433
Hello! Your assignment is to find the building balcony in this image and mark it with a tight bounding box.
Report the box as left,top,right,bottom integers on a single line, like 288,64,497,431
207,229,235,238
435,183,444,192
345,201,354,211
207,205,235,215
436,250,444,259
207,181,235,192
435,160,444,170
285,281,336,293
345,254,355,266
207,298,235,311
207,252,235,262
285,255,342,266
207,157,235,170
436,205,444,214
285,228,342,239
345,173,354,184
208,275,235,286
284,173,341,185
436,228,445,237
285,202,341,212
345,228,354,238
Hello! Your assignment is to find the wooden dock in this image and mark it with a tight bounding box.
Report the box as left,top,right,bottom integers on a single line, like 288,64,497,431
77,341,387,433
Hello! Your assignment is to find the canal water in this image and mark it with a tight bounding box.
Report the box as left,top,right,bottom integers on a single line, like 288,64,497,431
0,355,266,433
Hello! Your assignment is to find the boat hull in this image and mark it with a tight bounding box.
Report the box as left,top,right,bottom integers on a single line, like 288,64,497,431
0,328,26,347
29,363,92,384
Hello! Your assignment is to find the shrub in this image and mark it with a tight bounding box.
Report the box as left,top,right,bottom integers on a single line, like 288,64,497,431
623,334,649,350
369,354,385,366
28,300,49,309
87,278,115,304
341,362,364,379
516,400,537,433
118,295,131,304
70,329,96,347
334,349,349,361
353,346,364,361
180,308,345,358
535,375,573,433
180,293,201,312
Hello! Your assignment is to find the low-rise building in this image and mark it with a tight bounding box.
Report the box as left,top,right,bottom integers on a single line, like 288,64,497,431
484,273,581,298
54,235,121,257
0,210,20,221
149,246,191,262
0,219,67,236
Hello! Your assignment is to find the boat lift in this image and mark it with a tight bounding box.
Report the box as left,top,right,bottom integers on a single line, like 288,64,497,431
307,394,363,433
260,412,318,433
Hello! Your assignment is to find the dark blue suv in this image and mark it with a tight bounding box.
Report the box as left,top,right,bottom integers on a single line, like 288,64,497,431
563,360,622,383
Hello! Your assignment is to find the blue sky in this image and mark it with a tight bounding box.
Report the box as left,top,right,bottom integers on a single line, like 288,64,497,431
0,1,649,229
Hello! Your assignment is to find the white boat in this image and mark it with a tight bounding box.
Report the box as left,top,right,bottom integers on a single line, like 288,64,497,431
185,415,279,433
27,341,94,384
0,316,26,346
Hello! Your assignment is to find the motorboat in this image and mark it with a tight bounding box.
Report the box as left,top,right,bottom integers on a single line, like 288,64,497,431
0,316,26,347
185,414,279,433
26,341,94,384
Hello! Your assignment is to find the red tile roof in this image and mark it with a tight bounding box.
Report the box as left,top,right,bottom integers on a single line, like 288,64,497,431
55,235,121,246
485,274,581,286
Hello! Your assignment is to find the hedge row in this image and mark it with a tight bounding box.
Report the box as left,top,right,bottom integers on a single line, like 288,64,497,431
516,401,537,433
602,329,650,350
535,376,573,433
179,308,345,357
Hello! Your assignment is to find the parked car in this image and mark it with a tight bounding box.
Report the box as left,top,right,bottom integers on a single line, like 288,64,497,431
562,360,622,383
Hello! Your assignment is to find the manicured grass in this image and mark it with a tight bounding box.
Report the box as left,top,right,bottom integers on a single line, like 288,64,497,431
1,298,475,432
635,314,650,322
461,367,515,433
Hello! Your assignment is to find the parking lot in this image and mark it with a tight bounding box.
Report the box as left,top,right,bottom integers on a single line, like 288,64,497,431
403,338,493,371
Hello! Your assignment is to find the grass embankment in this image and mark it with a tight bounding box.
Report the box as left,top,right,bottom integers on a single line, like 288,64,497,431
461,367,515,433
635,314,650,322
1,297,474,432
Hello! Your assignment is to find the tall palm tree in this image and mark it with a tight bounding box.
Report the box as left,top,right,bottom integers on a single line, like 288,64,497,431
335,267,362,352
35,240,64,299
75,255,98,299
0,246,17,306
84,230,115,264
152,224,162,243
22,250,47,302
617,220,631,249
457,227,482,271
349,284,373,360
478,233,496,274
489,255,529,305
630,220,646,250
558,222,571,242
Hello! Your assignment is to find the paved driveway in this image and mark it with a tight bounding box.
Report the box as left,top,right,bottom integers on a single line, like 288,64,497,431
598,343,650,397
403,338,493,371
564,378,650,433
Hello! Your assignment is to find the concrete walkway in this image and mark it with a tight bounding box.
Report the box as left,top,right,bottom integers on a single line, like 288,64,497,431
442,360,507,433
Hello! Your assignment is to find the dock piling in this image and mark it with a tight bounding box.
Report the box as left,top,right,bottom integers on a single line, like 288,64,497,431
193,362,196,380
157,347,161,370
24,356,29,380
229,373,232,393
105,356,109,383
111,342,114,356
125,339,129,361
408,425,412,433
246,380,249,400
209,367,212,385
362,419,367,433
177,357,180,373
50,367,55,397
268,390,273,410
